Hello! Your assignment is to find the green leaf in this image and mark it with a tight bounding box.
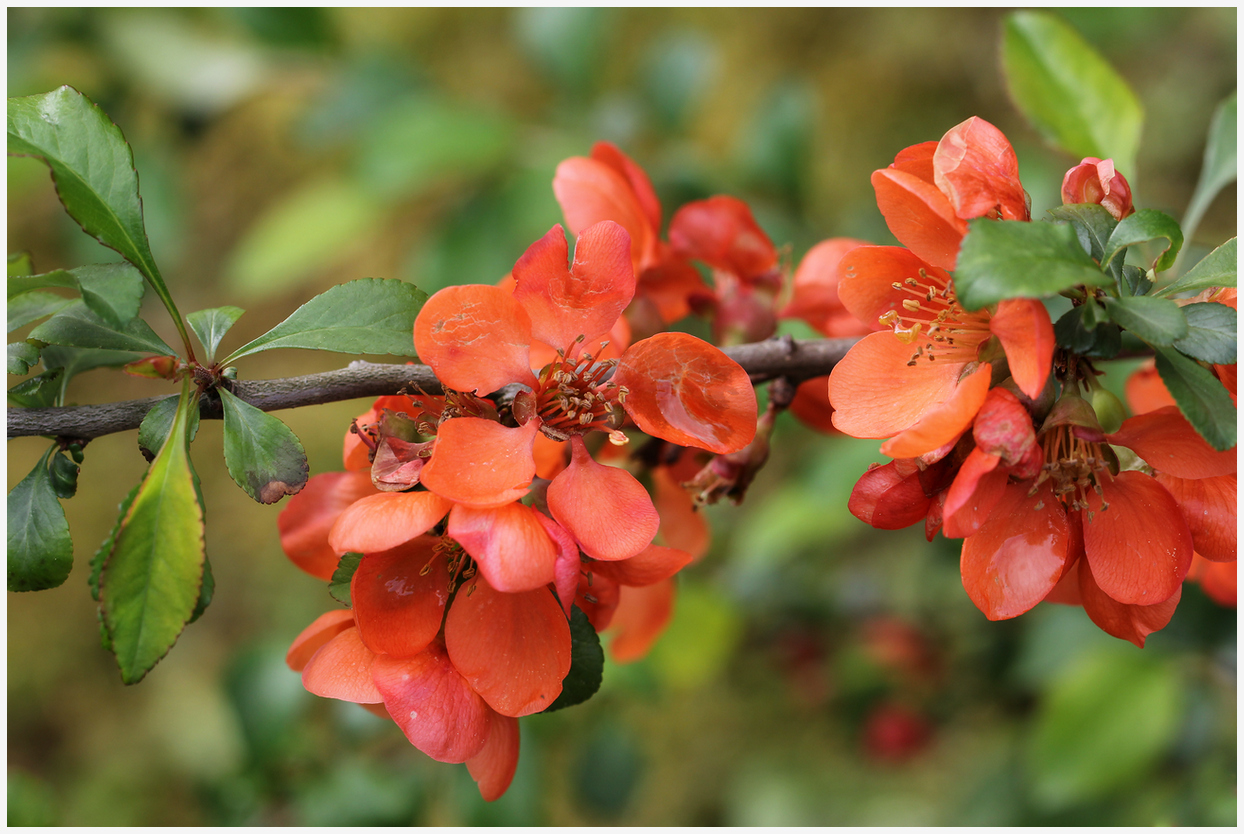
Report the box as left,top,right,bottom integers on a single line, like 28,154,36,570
7,87,186,342
8,251,34,276
7,447,74,592
1053,305,1122,359
1154,237,1236,298
8,368,64,408
218,387,309,503
1101,296,1187,346
8,341,41,375
186,306,244,363
99,380,206,683
1173,302,1237,365
8,290,73,332
223,278,425,362
49,450,80,499
1029,650,1182,809
1120,264,1151,297
27,300,176,355
11,264,145,329
36,345,141,403
7,268,77,299
1183,92,1237,241
137,394,200,463
954,219,1112,311
1002,11,1142,175
1153,345,1237,451
188,557,214,625
1103,209,1183,273
329,552,363,606
545,605,604,713
90,484,141,614
1047,203,1119,267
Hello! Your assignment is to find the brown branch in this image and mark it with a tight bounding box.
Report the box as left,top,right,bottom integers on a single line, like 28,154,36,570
6,336,859,442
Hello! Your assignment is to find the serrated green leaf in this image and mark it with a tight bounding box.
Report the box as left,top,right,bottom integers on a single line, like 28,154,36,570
1120,264,1151,297
8,368,64,408
1053,305,1122,359
329,552,363,606
7,446,73,592
188,556,214,625
1029,651,1181,809
100,380,206,683
1183,92,1237,243
1155,237,1236,298
1173,302,1237,365
8,341,41,375
7,268,77,299
137,394,200,462
1103,209,1183,273
72,262,146,329
49,451,80,499
223,278,425,362
1101,296,1187,346
90,483,141,605
218,387,308,503
1153,345,1237,451
1047,203,1118,266
8,290,73,332
1002,12,1142,175
954,218,1111,311
7,87,186,341
27,300,176,355
186,306,244,363
545,605,604,713
9,252,34,276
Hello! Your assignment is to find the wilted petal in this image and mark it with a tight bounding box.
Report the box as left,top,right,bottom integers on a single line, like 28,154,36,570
286,609,356,672
1079,560,1181,647
615,332,758,454
933,116,1028,221
420,417,537,508
880,363,993,459
467,711,520,802
1108,407,1237,479
588,544,693,587
372,644,492,763
1155,472,1236,562
447,502,558,592
668,196,778,280
445,579,571,717
343,395,415,471
871,168,967,271
414,284,537,395
607,580,675,663
352,538,451,658
547,437,659,562
302,626,383,703
279,471,380,580
328,491,452,555
989,298,1054,399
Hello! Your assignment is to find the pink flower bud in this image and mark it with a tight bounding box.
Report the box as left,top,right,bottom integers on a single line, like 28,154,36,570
1061,157,1134,220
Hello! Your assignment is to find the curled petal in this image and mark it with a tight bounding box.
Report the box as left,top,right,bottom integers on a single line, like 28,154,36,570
1107,407,1237,479
286,609,356,672
1079,560,1181,648
615,332,758,454
588,544,694,587
942,447,1008,539
447,502,558,592
668,196,778,280
344,395,414,471
302,627,383,704
880,363,993,459
535,511,582,617
328,491,452,555
414,284,536,395
890,141,938,181
780,238,875,337
960,481,1072,620
848,458,932,530
553,155,657,272
1155,473,1237,562
467,711,520,802
512,222,635,352
420,417,537,508
1083,471,1193,605
871,168,967,271
445,580,571,717
933,116,1027,221
279,471,380,580
372,645,492,763
989,298,1054,400
547,438,659,562
352,538,451,658
607,580,675,663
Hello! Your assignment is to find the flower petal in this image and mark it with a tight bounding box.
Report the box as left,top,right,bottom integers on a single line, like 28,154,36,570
1107,407,1237,479
1078,560,1181,648
535,511,582,616
960,481,1072,620
836,245,951,329
553,155,657,272
635,257,710,325
352,538,451,658
1124,360,1176,414
512,222,635,352
467,711,520,802
848,458,932,530
1155,472,1236,562
789,376,838,435
328,491,452,555
933,116,1028,221
445,580,571,717
286,609,356,672
607,580,674,663
1083,471,1193,605
420,417,537,508
870,168,967,271
588,544,693,587
989,298,1054,399
942,447,1008,539
890,141,938,181
668,195,778,280
1187,555,1236,607
447,502,558,592
880,363,993,459
780,237,875,337
414,284,536,395
547,437,659,561
591,142,663,236
344,395,414,471
372,645,492,763
652,466,710,559
302,626,383,703
615,331,758,454
279,471,380,580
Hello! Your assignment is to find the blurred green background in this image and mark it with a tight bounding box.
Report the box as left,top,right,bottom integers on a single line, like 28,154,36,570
7,8,1236,826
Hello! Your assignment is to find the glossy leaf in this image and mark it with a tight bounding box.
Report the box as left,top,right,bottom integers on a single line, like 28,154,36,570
955,218,1111,311
7,268,76,298
49,450,80,499
89,484,140,604
1047,203,1119,267
8,341,40,375
28,301,176,355
1101,296,1187,346
72,263,146,329
1103,209,1183,273
1053,306,1120,358
99,380,206,683
1154,237,1236,298
1183,92,1237,241
224,278,425,362
329,552,363,607
218,387,308,503
7,447,73,592
544,605,604,713
188,557,215,625
1172,302,1237,364
1002,11,1141,175
1153,345,1236,451
186,306,245,363
8,290,72,332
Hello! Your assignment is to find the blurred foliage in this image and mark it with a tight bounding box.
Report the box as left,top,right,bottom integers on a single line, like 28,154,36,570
7,7,1236,826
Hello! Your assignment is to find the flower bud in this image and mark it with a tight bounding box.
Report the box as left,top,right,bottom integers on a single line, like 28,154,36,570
1061,157,1134,221
123,355,181,380
1087,386,1126,434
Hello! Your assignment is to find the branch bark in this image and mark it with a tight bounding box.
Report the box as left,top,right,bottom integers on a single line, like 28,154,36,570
7,336,859,441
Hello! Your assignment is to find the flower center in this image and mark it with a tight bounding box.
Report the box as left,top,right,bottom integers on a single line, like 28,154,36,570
532,343,628,441
427,537,479,596
877,269,990,366
1030,425,1111,516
